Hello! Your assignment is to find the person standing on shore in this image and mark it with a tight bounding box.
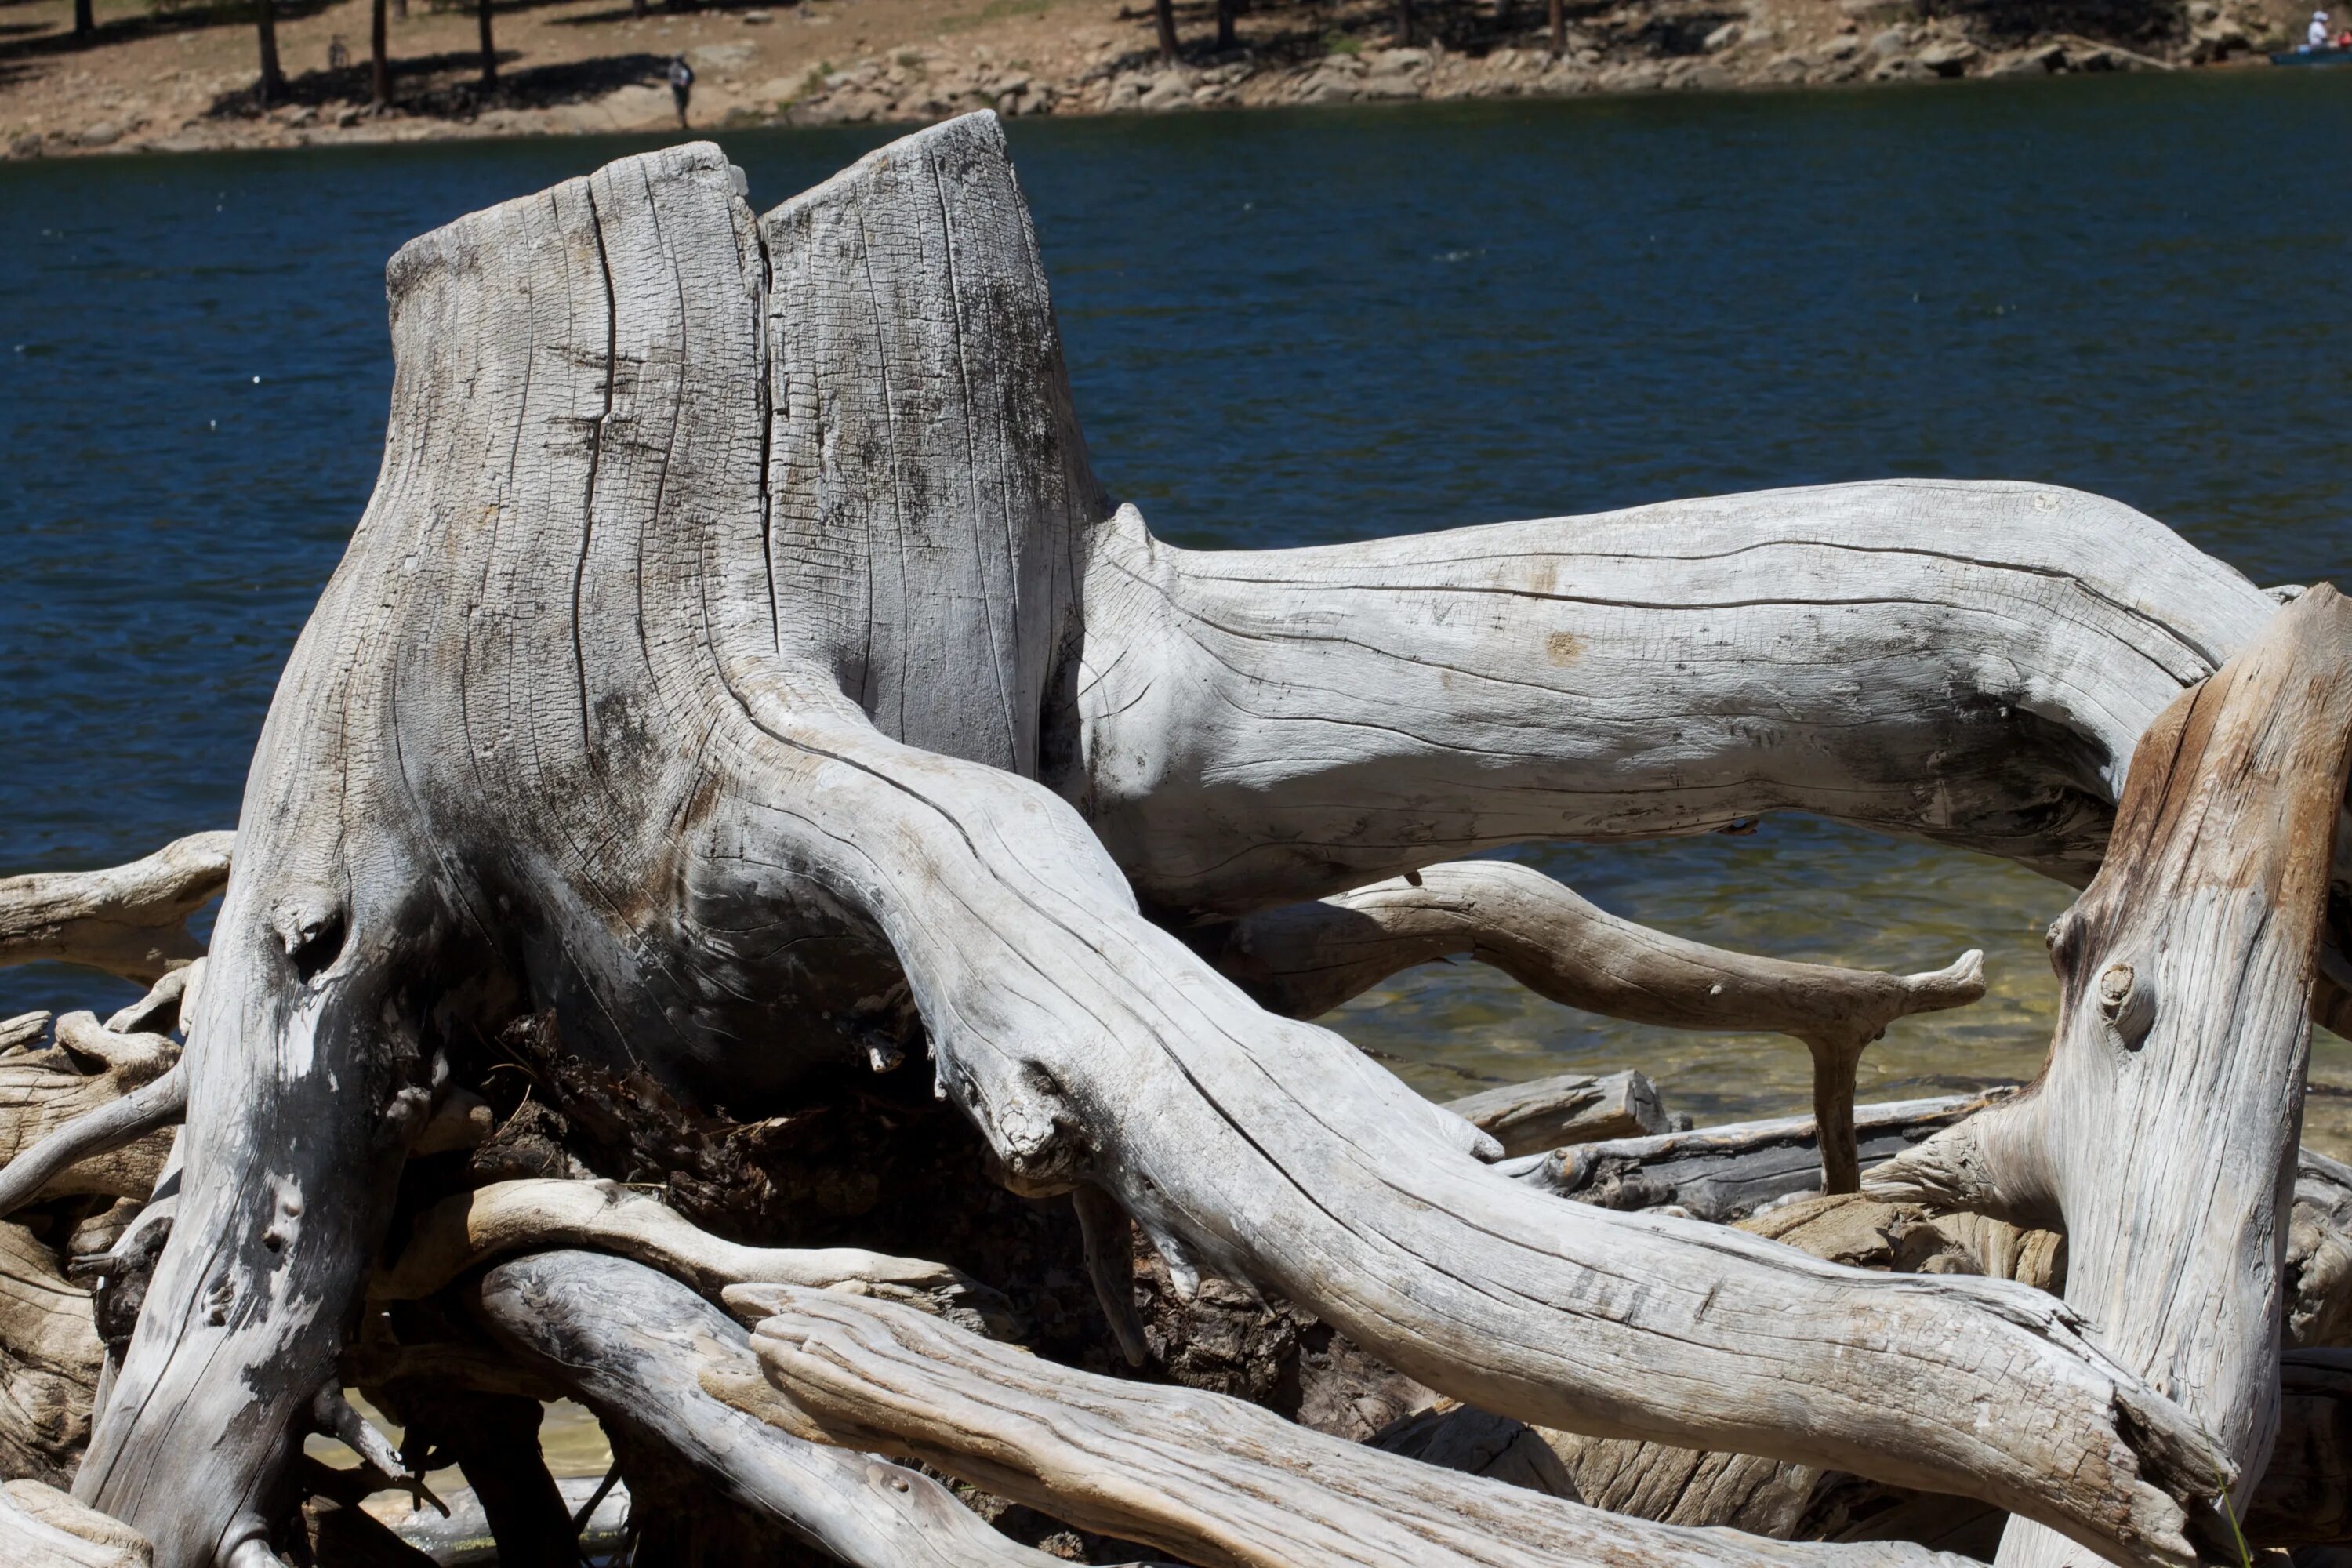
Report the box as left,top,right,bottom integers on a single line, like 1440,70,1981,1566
2311,9,2331,48
668,55,695,128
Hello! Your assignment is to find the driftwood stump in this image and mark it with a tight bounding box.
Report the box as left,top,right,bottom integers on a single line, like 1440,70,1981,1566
0,110,2339,1568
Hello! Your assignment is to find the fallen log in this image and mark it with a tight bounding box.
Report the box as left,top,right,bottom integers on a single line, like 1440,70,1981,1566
732,1283,1974,1568
469,1249,1112,1567
1438,1067,1676,1158
0,834,232,985
1870,586,2352,1566
1508,1092,2004,1222
82,118,2270,1568
1212,860,1984,1188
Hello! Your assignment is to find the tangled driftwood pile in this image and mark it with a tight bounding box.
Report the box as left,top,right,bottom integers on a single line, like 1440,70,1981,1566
3,111,2350,1568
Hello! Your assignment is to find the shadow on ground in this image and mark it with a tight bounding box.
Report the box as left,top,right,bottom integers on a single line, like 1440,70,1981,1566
201,42,667,115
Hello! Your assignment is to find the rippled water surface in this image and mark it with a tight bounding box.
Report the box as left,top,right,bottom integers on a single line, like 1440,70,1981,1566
5,71,2352,1168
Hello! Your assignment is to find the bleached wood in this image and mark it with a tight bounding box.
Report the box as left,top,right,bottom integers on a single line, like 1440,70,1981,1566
1440,1067,1673,1158
469,1250,1094,1568
732,1282,1972,1568
1511,1092,2003,1222
1219,861,1982,1185
0,1221,103,1486
0,1482,150,1568
1068,495,2292,913
82,116,2287,1567
1872,586,2352,1568
378,1178,1009,1334
2292,1148,2352,1349
0,835,232,985
0,1015,180,1216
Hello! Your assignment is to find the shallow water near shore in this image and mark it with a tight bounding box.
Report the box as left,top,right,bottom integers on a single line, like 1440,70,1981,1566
6,70,2352,1168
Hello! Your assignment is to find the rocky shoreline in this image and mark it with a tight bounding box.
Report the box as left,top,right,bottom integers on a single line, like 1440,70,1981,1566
786,5,2252,129
0,0,2288,161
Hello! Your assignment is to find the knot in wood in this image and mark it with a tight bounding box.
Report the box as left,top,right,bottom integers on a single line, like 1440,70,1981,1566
2095,960,2156,1048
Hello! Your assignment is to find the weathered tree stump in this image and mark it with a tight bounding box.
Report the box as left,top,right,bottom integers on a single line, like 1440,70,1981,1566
0,111,2336,1568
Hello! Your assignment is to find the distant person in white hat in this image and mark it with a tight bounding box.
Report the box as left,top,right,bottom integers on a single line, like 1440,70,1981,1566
2312,9,2332,49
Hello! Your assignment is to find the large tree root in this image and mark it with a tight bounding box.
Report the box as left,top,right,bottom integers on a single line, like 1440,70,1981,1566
1207,859,1985,1189
1535,1192,2352,1554
0,1014,180,1214
728,1282,1973,1568
80,115,2343,1568
0,835,232,985
1868,586,2352,1566
468,1249,1112,1568
376,1177,1011,1334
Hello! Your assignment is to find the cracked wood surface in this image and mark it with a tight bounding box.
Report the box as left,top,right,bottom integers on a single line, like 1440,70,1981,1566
1067,497,2308,918
732,1283,1974,1568
0,1221,103,1487
76,114,2289,1567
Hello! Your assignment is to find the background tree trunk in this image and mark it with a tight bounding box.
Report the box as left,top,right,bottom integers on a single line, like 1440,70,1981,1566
252,0,284,103
371,0,390,107
476,0,495,88
1154,0,1178,60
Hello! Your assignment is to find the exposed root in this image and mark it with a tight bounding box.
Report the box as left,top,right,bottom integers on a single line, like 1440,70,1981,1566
0,834,232,985
377,1178,1013,1338
1209,860,1983,1189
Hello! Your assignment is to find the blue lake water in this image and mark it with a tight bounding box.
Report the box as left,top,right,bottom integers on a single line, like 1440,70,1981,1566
6,71,2352,1145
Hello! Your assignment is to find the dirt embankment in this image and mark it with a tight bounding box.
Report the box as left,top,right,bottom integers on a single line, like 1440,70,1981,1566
0,0,2303,159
